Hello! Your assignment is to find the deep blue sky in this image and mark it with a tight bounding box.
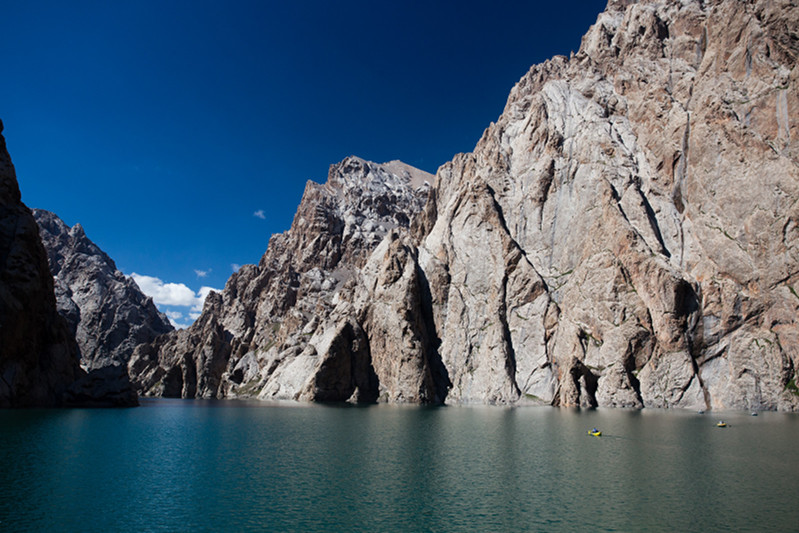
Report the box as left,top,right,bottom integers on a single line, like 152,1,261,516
1,0,605,326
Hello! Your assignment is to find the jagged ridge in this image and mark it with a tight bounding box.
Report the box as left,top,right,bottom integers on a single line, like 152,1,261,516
129,156,432,399
33,208,173,370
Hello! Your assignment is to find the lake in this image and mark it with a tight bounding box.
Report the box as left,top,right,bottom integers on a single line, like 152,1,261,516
1,400,797,532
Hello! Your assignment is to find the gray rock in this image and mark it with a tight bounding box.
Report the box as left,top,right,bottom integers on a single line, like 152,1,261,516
63,364,139,407
129,0,799,412
33,209,173,370
409,0,799,410
128,157,432,400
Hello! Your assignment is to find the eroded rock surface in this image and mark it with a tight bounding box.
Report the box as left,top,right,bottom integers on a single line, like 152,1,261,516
411,0,799,410
130,0,799,411
33,209,173,371
129,157,432,399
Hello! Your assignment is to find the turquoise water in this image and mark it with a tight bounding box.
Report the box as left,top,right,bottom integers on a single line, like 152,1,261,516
1,400,798,532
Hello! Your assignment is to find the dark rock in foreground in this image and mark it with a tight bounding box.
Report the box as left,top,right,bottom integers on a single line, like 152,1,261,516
0,122,139,407
0,120,81,406
63,365,139,407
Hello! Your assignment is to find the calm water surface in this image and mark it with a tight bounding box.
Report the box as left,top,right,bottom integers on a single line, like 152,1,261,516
1,400,798,532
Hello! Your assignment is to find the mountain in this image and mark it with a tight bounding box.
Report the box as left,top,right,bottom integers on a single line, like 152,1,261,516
0,122,141,406
129,156,433,399
413,0,799,410
0,121,82,406
33,209,173,370
129,0,799,411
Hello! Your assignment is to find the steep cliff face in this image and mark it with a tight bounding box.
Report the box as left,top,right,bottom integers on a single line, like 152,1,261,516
129,157,432,399
0,121,81,406
130,0,799,411
0,124,140,407
408,0,799,410
33,209,173,370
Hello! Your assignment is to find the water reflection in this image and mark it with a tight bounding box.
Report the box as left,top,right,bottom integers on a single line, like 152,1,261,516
1,403,797,532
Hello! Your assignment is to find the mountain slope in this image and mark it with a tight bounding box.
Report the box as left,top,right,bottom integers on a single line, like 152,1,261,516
33,209,173,370
408,0,799,410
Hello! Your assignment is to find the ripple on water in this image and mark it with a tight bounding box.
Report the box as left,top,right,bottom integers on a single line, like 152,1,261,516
0,403,797,532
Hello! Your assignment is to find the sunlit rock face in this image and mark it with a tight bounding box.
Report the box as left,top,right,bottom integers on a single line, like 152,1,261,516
411,0,799,410
128,157,433,400
131,0,799,411
33,208,173,371
0,121,80,406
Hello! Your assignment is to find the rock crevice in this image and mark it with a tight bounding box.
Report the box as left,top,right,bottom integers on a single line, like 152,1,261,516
125,0,799,411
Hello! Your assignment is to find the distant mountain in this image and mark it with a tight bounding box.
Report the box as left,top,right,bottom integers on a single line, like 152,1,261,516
33,209,173,371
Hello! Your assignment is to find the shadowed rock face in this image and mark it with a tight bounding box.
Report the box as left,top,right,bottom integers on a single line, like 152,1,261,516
0,124,140,407
33,209,173,371
0,121,81,406
130,0,799,411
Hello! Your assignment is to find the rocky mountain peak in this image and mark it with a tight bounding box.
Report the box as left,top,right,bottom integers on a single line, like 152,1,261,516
129,156,432,399
328,156,432,191
411,0,799,409
0,123,141,406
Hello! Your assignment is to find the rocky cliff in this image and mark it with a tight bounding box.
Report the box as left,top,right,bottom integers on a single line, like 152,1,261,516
0,124,140,407
409,0,799,410
0,121,81,406
33,209,173,370
131,0,799,411
129,157,433,399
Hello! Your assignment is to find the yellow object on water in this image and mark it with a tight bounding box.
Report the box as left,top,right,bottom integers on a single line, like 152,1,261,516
716,421,727,428
588,430,601,437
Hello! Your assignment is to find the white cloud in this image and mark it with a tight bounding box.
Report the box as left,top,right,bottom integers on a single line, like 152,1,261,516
194,269,210,278
165,309,190,330
131,273,220,318
132,273,199,307
169,318,191,329
231,263,241,272
253,209,266,219
169,317,192,330
189,312,202,320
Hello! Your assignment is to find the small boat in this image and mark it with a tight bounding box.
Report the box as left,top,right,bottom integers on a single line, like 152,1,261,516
588,428,601,437
751,411,758,416
716,421,727,428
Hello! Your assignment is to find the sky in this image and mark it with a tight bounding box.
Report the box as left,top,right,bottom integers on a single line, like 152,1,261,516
1,0,605,328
